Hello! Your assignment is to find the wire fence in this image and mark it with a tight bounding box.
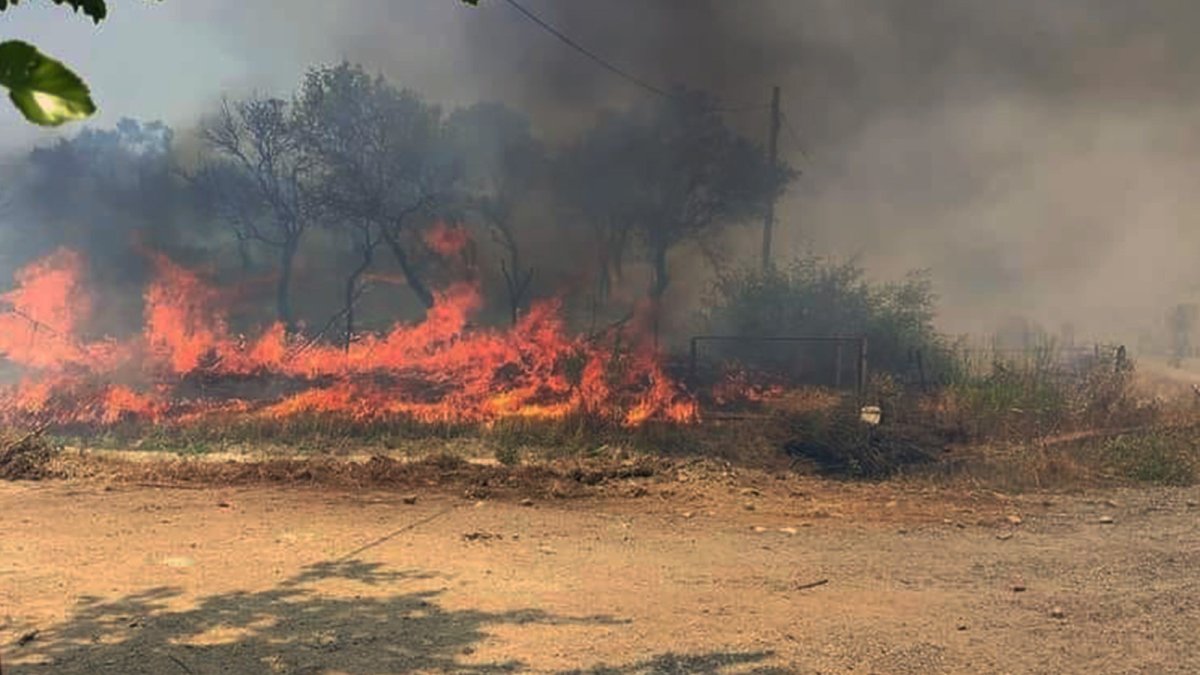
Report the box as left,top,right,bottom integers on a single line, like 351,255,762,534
686,334,869,396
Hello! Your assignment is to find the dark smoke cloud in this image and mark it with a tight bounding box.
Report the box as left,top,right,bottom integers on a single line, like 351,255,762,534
448,1,1200,141
449,1,1200,341
8,0,1200,344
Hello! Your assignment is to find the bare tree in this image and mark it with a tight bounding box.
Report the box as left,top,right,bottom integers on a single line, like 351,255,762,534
555,112,642,305
294,63,456,312
198,97,313,331
446,103,543,325
633,90,792,303
555,91,793,345
565,91,792,306
338,218,382,351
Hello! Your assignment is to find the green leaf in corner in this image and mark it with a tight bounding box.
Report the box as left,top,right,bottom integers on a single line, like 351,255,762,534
0,40,96,126
51,0,109,23
0,0,108,23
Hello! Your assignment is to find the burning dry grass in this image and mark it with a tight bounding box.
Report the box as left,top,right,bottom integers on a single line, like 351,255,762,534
35,405,797,480
756,387,843,416
7,395,1197,496
4,241,1197,494
0,246,697,432
23,359,1188,493
0,379,816,491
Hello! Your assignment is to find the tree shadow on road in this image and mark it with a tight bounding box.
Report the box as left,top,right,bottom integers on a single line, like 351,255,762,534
4,558,625,674
4,558,791,674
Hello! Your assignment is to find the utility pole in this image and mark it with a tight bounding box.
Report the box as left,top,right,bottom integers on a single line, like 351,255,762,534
761,85,781,272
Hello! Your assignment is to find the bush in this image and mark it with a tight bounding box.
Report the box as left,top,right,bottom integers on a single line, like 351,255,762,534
781,400,936,478
943,352,1071,440
493,443,522,466
934,342,1149,441
0,429,60,480
1100,430,1196,486
701,255,944,379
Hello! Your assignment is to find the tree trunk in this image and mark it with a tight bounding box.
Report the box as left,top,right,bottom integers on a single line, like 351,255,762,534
343,278,357,352
596,264,611,304
502,263,519,327
491,217,521,326
277,237,299,332
343,243,374,352
237,237,253,273
649,243,670,350
610,228,628,284
590,221,616,304
380,227,435,310
650,243,670,301
509,258,520,327
500,232,532,327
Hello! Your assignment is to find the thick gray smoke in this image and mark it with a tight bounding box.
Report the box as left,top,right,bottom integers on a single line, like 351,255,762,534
8,0,1200,345
299,0,1200,344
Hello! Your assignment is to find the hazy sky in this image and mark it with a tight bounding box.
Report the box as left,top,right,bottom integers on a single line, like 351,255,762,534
5,1,1200,341
0,2,460,150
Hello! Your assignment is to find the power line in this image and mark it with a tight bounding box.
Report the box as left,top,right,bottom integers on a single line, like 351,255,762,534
717,100,774,113
498,0,670,98
498,0,769,113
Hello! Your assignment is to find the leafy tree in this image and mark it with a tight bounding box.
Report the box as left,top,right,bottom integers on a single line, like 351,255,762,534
196,96,315,331
445,102,545,324
702,255,942,377
555,112,644,304
294,62,459,312
627,89,791,303
560,89,792,310
19,117,181,254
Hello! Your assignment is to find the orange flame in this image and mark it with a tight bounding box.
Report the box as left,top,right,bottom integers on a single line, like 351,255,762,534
424,222,470,257
711,367,787,406
0,248,92,370
0,239,697,429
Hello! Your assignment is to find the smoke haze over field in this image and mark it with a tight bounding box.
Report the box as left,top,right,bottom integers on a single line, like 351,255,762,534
5,1,1200,342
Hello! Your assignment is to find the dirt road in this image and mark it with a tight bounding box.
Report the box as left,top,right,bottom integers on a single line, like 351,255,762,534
2,474,1198,674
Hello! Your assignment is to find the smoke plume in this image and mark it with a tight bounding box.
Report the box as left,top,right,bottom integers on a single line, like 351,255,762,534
7,0,1200,345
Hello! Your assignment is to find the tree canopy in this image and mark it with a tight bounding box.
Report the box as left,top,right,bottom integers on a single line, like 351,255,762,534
559,89,793,303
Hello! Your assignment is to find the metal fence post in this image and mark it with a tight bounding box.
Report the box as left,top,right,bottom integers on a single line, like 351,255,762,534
915,348,927,392
689,337,699,381
685,334,869,396
834,342,844,389
857,336,869,398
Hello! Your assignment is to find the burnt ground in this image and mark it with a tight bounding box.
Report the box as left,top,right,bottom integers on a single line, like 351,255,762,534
1,457,1198,674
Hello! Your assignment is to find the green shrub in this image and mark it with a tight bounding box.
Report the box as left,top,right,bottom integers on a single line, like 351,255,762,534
493,443,522,466
936,341,1147,441
700,255,945,378
782,400,936,478
1101,431,1196,486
